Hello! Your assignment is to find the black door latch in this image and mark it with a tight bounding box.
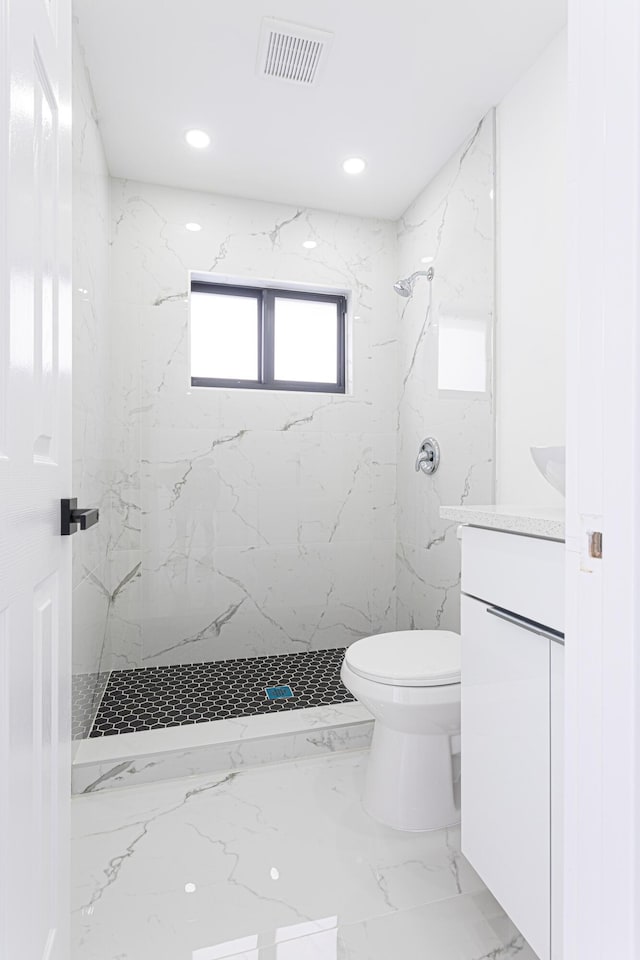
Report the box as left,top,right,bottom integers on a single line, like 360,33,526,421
61,498,100,536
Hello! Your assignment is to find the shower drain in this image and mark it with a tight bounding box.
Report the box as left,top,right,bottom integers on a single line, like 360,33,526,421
265,684,294,700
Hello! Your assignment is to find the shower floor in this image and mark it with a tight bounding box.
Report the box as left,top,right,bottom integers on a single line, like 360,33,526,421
90,647,354,738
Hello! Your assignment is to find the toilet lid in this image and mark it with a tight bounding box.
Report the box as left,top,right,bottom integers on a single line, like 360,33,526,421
344,630,461,687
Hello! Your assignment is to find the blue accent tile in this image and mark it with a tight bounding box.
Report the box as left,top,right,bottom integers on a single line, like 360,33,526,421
265,684,294,700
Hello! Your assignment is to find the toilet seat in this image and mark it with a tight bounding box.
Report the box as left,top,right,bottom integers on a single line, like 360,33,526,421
345,630,461,687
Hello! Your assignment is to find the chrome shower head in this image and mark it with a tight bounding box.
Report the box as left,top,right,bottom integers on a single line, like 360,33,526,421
393,267,434,297
393,278,414,297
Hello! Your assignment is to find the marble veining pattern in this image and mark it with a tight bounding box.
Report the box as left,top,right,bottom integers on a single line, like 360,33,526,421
108,179,398,667
395,112,496,634
71,751,537,959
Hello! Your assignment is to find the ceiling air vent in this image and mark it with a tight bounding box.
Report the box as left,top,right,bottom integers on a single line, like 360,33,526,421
258,18,334,86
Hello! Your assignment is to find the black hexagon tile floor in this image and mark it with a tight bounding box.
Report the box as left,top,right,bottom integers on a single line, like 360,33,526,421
89,647,354,737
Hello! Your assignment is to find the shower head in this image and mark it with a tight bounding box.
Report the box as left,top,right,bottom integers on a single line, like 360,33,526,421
393,267,434,297
393,278,414,298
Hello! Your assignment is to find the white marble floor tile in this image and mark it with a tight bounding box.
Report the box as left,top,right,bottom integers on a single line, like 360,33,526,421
336,890,539,959
207,893,539,960
71,751,528,960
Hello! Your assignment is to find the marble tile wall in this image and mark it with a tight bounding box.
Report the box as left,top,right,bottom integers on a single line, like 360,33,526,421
107,180,398,667
71,30,112,737
72,92,494,681
395,112,496,632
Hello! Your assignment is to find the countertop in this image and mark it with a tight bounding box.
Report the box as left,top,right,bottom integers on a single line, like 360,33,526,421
440,504,565,541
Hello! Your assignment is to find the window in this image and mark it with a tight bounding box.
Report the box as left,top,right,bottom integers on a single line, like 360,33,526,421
190,281,347,393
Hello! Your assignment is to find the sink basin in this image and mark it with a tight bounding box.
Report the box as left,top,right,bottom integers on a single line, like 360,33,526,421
530,446,565,496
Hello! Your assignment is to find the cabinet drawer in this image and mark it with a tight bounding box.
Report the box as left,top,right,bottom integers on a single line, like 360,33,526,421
461,526,564,632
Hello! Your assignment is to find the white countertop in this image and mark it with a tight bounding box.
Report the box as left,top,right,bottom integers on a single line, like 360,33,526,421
440,504,565,541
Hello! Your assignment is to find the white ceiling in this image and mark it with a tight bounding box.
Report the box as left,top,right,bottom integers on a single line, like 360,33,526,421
73,0,566,220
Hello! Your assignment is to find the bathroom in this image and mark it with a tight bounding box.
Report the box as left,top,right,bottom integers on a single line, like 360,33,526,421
6,0,637,958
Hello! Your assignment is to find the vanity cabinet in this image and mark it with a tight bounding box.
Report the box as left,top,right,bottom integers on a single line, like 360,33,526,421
460,526,564,960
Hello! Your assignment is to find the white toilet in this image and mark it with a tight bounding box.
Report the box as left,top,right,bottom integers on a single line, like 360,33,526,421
341,629,461,832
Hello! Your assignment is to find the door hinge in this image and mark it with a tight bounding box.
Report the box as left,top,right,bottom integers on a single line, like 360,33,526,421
588,530,603,559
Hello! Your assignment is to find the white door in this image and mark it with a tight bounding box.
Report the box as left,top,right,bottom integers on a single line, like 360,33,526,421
565,0,640,957
0,0,72,957
550,641,564,960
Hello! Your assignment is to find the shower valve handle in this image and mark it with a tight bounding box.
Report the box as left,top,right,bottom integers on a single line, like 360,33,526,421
415,438,440,475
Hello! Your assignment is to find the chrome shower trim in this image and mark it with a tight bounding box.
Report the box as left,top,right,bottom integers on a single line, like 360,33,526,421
393,267,434,297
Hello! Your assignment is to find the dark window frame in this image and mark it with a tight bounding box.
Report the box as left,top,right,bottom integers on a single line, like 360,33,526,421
190,281,347,394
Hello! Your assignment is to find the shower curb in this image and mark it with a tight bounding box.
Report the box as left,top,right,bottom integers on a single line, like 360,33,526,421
71,701,373,795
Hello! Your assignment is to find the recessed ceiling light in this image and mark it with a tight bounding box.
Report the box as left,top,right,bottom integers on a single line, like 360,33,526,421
342,157,366,175
184,882,196,894
302,239,317,249
185,222,202,232
185,129,210,149
421,256,434,264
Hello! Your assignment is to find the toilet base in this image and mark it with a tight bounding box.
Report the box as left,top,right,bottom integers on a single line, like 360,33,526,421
363,723,460,832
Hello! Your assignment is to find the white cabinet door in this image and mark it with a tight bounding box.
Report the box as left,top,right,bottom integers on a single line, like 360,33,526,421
0,0,72,958
461,594,550,960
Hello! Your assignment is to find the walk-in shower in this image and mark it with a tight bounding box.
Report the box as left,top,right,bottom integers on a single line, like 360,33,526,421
71,89,496,746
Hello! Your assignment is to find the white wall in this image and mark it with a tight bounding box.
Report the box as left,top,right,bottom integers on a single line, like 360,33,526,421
496,30,567,505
